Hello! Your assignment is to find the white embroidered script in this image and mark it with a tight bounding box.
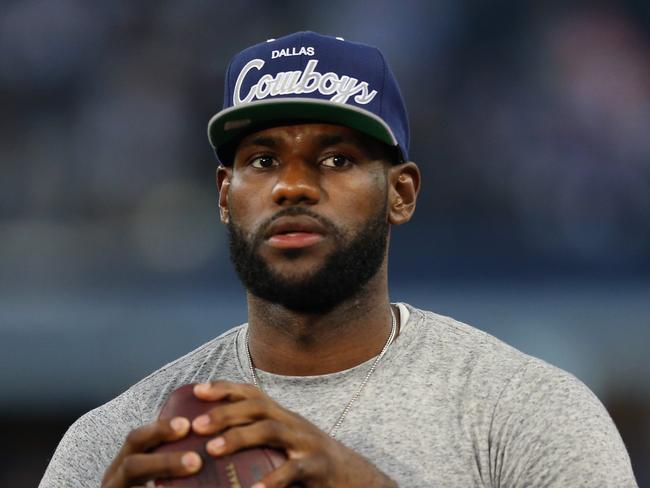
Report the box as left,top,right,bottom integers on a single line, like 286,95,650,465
233,58,378,106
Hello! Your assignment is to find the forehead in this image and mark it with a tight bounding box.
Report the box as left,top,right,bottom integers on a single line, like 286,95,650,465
234,122,392,159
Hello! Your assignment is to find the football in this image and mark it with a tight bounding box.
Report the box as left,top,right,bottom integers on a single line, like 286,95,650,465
152,384,287,487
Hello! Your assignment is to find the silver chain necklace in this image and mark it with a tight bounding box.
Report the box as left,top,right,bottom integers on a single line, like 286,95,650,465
244,307,398,439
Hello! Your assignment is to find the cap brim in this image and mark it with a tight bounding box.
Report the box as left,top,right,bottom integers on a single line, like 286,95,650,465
207,98,398,159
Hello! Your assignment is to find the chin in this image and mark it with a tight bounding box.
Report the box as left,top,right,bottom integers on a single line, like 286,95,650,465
265,250,330,276
268,266,322,286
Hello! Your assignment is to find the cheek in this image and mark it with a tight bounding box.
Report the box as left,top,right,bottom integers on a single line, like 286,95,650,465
226,179,260,229
227,173,265,210
325,171,387,215
226,177,285,244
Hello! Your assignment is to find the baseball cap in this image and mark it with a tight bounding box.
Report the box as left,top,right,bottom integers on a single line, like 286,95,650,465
207,31,409,164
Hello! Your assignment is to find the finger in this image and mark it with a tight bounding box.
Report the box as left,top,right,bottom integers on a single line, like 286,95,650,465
124,417,191,454
104,417,190,481
205,419,289,456
107,451,202,488
257,457,319,488
193,380,261,402
192,396,275,435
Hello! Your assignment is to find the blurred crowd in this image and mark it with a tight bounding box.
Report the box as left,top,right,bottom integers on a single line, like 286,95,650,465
2,0,649,288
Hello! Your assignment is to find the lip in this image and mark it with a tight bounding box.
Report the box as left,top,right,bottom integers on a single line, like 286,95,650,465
264,216,327,249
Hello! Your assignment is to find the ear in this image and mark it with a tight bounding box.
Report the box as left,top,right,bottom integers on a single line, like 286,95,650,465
216,165,232,224
387,162,420,225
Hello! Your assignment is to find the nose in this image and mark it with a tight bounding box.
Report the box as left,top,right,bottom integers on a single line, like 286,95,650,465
271,159,321,206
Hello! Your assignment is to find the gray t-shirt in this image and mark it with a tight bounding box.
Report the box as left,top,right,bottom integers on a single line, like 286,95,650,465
39,304,638,487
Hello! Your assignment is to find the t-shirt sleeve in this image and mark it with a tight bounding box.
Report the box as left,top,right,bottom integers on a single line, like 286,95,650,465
39,387,142,488
489,358,638,487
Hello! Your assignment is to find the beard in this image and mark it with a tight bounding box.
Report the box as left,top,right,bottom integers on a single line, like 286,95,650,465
227,204,389,314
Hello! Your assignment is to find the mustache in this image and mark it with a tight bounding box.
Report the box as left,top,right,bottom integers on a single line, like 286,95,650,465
254,207,339,243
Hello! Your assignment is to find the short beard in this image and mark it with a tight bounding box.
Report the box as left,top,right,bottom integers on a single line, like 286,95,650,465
227,205,388,314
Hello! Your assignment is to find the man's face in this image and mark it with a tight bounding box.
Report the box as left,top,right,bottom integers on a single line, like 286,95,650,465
220,123,392,313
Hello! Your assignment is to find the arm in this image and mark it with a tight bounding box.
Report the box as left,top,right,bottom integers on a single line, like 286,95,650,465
489,359,638,487
39,388,201,488
40,382,396,488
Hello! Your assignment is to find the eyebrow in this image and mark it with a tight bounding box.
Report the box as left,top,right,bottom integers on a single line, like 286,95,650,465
239,132,363,151
241,136,278,148
317,134,361,147
316,134,349,147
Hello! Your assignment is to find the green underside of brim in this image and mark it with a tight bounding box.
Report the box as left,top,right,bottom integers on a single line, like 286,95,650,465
208,100,395,150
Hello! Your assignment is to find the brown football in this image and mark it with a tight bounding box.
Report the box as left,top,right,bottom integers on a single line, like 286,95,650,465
152,384,287,487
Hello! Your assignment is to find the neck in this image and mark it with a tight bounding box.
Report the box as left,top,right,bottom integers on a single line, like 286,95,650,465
246,265,395,376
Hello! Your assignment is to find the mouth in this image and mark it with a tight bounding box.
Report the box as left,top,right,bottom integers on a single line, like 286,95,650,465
264,216,328,250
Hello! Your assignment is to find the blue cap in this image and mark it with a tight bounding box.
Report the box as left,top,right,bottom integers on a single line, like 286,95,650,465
208,31,409,164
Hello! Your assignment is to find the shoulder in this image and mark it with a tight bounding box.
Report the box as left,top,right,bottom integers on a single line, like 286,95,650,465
126,324,247,420
404,304,609,420
39,388,141,488
406,305,525,356
402,305,637,486
405,305,602,407
40,324,247,488
401,305,534,391
492,358,637,485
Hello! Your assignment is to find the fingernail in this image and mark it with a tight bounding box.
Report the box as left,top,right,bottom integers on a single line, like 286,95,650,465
193,415,210,430
251,483,265,488
170,417,189,433
194,383,211,393
207,436,225,455
181,452,201,471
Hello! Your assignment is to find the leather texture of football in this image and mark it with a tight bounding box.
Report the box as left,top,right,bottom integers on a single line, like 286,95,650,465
152,383,287,487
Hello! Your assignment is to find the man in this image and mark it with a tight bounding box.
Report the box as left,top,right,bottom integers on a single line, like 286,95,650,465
40,31,637,488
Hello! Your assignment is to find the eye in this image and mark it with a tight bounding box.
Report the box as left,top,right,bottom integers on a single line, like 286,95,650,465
320,154,352,168
249,155,278,169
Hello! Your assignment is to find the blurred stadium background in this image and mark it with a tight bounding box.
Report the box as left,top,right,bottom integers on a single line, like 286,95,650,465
1,0,649,485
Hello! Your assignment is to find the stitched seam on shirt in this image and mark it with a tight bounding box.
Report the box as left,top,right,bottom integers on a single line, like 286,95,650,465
487,356,532,487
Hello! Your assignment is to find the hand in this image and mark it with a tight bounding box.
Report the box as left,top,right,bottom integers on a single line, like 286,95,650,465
191,380,398,488
101,416,202,488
